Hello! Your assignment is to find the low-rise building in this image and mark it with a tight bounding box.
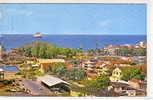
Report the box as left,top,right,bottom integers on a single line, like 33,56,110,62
81,60,96,69
128,79,140,89
37,75,70,94
133,56,146,65
110,80,145,96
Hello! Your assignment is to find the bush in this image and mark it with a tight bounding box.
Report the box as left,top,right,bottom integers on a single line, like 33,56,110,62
83,74,110,89
48,62,86,81
3,80,12,85
121,67,145,81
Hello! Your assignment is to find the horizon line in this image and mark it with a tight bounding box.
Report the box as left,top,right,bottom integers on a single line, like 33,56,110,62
1,33,146,36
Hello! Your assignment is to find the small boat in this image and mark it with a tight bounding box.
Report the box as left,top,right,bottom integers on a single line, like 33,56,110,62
33,32,42,38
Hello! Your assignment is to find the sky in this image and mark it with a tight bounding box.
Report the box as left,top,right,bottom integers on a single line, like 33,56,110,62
0,4,146,35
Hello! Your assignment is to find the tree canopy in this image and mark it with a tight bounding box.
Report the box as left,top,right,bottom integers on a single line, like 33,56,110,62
18,41,82,58
85,73,110,89
48,62,86,81
121,67,145,81
115,48,146,56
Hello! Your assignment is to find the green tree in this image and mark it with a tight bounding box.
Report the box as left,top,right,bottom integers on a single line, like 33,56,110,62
121,67,145,81
86,74,110,89
118,48,132,56
66,69,86,81
96,74,110,88
132,48,146,56
19,41,82,58
88,48,95,54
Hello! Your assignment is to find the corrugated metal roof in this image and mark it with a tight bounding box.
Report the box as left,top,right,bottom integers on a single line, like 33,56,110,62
38,75,70,87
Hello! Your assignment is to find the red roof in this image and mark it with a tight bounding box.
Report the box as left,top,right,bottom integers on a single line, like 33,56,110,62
95,62,105,68
87,73,97,79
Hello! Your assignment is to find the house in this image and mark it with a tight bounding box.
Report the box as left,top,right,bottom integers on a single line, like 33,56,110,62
110,80,129,93
128,79,141,89
95,61,110,75
110,81,133,96
86,72,97,80
110,67,122,82
114,64,131,67
132,56,146,65
103,45,120,56
37,75,70,93
96,61,111,68
110,80,146,96
81,60,95,69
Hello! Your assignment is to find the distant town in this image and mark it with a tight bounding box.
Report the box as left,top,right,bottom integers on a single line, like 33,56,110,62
0,40,147,97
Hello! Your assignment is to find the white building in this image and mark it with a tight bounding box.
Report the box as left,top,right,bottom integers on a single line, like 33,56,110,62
110,67,122,82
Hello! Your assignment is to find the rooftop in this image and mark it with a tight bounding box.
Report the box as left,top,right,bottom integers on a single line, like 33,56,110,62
37,75,70,87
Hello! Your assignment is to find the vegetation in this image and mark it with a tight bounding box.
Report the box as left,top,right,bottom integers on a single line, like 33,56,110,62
132,48,146,56
115,48,146,56
84,73,110,89
0,80,13,86
71,74,111,96
18,41,82,58
121,67,145,81
87,49,95,54
1,45,6,51
48,62,86,81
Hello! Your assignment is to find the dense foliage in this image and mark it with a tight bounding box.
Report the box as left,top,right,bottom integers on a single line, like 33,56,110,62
85,73,110,89
121,67,145,81
115,48,146,56
48,62,86,81
18,41,82,58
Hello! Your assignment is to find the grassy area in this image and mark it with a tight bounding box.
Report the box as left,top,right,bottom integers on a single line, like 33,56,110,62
70,91,86,97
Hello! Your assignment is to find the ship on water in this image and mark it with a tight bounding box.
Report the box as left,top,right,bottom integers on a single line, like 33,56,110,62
33,32,42,38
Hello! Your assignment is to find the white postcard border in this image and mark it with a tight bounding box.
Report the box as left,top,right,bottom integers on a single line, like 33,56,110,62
0,0,152,100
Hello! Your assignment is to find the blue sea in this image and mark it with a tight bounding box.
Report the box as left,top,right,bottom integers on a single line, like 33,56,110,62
0,34,146,51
